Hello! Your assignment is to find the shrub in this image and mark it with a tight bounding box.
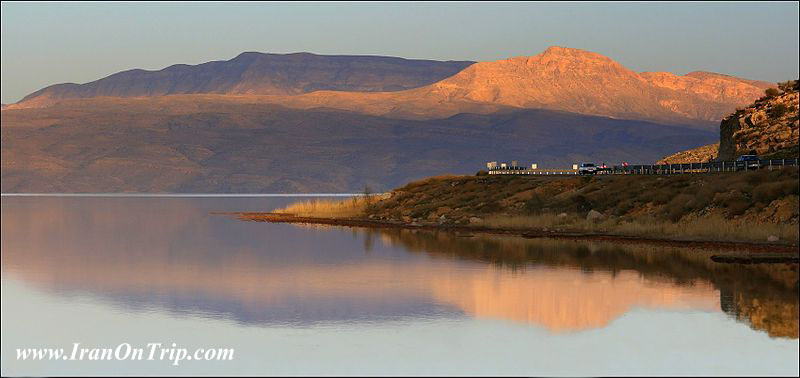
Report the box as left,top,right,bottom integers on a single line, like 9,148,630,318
571,194,592,213
777,80,797,92
650,187,674,205
769,103,790,118
522,194,546,215
765,87,781,97
753,180,799,202
665,193,695,222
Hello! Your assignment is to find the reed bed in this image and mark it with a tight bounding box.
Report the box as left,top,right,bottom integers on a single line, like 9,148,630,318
273,194,389,218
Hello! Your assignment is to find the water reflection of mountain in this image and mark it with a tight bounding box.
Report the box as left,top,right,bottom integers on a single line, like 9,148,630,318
102,289,461,326
2,197,797,337
370,228,800,338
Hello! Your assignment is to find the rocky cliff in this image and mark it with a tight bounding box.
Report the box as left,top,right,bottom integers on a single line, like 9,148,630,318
718,80,799,160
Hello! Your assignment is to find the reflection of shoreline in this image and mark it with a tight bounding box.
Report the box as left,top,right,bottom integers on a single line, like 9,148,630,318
235,212,800,255
2,197,797,337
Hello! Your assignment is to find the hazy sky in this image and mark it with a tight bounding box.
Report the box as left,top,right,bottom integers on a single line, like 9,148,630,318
2,1,798,103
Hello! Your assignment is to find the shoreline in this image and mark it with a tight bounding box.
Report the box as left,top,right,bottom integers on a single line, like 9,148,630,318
229,212,800,260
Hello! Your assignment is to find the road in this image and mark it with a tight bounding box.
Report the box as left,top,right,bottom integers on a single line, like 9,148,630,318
487,158,799,175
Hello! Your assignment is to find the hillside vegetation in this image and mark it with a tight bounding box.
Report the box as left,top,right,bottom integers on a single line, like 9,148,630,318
277,169,799,243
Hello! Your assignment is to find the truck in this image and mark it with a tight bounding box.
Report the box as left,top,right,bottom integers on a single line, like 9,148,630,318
735,154,760,171
578,162,597,175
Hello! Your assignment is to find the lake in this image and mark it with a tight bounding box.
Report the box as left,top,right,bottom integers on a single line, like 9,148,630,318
2,196,798,376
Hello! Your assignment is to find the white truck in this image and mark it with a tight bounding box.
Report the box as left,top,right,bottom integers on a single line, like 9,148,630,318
578,162,597,175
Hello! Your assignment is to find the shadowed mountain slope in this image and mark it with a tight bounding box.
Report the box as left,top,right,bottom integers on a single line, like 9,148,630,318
1,96,715,193
11,52,475,108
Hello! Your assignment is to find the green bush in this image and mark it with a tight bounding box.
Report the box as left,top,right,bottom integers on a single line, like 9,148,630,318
769,103,790,118
765,87,781,97
753,180,799,202
523,194,546,215
777,80,797,92
571,194,592,213
650,187,675,205
713,190,752,216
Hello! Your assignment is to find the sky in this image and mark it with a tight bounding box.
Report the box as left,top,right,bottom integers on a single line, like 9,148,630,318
1,1,799,104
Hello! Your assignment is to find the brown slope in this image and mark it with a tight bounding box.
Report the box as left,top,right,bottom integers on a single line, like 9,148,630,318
256,46,773,127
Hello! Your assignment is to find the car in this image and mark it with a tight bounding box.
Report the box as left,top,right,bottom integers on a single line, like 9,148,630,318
735,154,760,171
578,162,597,175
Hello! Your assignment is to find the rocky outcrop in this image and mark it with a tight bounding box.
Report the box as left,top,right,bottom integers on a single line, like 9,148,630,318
718,80,799,160
657,143,719,164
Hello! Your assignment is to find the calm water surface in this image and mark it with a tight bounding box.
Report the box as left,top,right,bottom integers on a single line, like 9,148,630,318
2,196,798,376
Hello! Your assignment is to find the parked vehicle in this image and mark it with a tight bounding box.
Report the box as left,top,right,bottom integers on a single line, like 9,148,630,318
735,154,760,171
578,162,597,175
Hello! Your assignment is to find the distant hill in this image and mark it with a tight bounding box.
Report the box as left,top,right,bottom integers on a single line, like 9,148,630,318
1,96,715,193
9,52,475,108
244,47,775,127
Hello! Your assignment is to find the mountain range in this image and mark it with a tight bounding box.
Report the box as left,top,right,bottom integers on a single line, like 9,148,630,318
10,53,475,108
1,47,775,192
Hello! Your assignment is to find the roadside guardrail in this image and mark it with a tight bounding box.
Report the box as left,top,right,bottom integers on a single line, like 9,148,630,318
487,158,799,175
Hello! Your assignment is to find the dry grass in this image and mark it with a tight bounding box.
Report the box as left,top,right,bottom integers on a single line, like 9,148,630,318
273,194,389,218
484,213,799,243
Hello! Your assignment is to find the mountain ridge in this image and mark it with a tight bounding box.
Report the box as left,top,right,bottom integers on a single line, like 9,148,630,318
8,47,774,127
296,46,774,125
11,52,476,108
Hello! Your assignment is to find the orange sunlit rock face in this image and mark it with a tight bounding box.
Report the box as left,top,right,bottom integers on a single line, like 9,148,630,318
247,46,773,124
